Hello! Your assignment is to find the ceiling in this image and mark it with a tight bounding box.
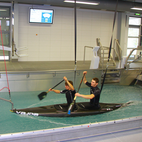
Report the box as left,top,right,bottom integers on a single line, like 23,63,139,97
1,0,142,13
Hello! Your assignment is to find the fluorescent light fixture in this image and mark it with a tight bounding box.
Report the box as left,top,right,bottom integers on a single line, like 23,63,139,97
64,0,99,5
131,7,142,11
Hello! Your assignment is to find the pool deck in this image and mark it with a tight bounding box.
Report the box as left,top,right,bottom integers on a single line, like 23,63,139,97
0,116,142,142
0,61,92,72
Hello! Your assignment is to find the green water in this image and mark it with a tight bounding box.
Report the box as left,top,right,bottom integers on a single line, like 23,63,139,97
0,85,142,135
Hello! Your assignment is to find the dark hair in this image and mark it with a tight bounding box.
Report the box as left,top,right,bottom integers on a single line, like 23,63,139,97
65,80,73,86
92,77,99,83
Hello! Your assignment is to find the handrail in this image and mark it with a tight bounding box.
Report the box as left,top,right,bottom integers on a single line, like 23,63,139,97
124,46,142,68
83,46,93,62
97,38,116,68
115,39,122,52
113,48,120,60
15,46,28,57
114,39,122,60
83,38,122,68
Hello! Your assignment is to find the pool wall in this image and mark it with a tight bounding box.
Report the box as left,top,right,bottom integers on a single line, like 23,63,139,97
0,69,141,92
0,69,102,92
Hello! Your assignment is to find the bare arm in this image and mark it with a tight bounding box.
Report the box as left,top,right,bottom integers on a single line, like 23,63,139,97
63,76,74,91
48,88,60,94
83,71,87,84
75,93,95,99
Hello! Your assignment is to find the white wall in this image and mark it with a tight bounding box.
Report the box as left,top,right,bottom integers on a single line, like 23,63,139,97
15,4,118,61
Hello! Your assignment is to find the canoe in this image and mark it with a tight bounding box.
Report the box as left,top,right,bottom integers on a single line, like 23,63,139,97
11,101,126,117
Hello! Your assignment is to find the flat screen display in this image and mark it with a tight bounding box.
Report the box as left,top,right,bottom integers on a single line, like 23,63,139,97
29,8,54,24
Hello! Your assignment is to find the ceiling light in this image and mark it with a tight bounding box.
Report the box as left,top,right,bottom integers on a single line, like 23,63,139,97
131,7,142,11
64,0,99,5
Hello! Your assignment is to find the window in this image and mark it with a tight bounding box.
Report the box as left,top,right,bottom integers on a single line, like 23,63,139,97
0,6,11,61
129,17,141,25
127,17,141,58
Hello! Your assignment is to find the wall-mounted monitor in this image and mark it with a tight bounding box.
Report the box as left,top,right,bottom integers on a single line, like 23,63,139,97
29,8,54,24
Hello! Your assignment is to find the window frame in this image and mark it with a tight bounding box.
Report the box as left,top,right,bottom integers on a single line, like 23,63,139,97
0,6,11,61
127,16,142,59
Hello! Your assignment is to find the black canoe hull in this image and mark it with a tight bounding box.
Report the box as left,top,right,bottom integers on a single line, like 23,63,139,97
11,102,123,117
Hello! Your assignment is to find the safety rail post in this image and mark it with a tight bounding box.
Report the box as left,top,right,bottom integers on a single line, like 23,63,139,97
0,97,14,110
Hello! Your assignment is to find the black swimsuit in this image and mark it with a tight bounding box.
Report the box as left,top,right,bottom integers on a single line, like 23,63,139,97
86,82,100,108
60,89,76,106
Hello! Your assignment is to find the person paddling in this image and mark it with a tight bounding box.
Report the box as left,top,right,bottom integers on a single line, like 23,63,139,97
49,76,76,107
75,71,100,109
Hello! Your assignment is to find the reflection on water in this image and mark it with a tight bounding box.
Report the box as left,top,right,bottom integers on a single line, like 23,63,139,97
0,84,142,134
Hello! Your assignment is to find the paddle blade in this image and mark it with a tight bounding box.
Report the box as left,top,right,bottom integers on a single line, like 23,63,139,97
38,92,47,100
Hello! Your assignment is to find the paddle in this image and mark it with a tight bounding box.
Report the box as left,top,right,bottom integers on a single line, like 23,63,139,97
67,74,85,115
38,79,64,100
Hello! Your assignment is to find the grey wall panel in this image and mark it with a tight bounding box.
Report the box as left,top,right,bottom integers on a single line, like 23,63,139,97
0,69,141,92
0,70,102,92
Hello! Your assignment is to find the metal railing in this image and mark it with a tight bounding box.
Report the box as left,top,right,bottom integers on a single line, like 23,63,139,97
83,38,122,69
114,39,122,61
124,46,142,69
83,46,93,62
96,38,120,68
15,45,28,57
0,97,14,110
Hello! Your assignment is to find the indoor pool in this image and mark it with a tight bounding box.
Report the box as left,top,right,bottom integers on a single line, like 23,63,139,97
0,84,142,135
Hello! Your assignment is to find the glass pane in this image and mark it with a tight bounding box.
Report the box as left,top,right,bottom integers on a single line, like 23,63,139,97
129,17,141,25
0,50,9,56
127,38,138,48
127,49,137,56
128,28,139,37
127,49,131,56
0,6,10,61
0,50,9,60
0,33,10,46
0,7,10,17
0,18,10,31
0,56,9,60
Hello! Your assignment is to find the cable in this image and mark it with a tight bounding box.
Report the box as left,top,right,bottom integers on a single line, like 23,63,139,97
101,0,118,92
0,24,11,99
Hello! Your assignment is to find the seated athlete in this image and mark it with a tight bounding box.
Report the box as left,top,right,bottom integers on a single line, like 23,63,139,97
75,71,100,109
48,76,76,107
